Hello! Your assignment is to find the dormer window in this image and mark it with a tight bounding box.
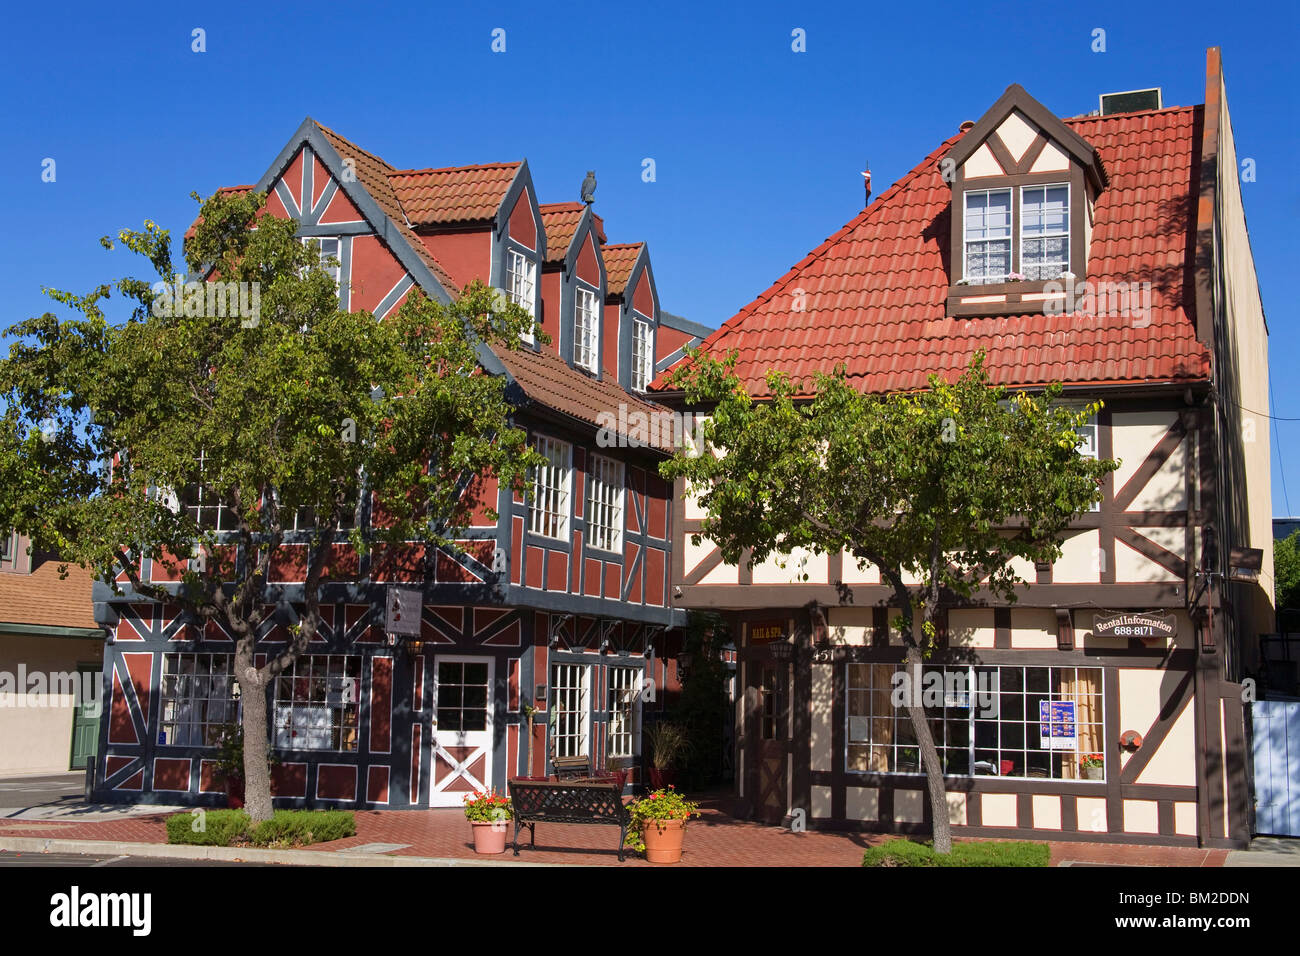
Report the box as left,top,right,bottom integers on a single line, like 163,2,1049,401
961,184,1070,285
943,85,1106,317
1020,184,1070,280
631,318,654,392
507,249,537,344
574,286,600,373
963,189,1012,283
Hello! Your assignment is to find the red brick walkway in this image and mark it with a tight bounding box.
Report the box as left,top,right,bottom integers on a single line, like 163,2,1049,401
0,797,1226,867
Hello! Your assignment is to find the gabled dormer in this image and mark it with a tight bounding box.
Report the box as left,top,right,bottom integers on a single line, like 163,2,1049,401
389,160,546,345
602,242,659,393
539,202,608,376
943,84,1108,318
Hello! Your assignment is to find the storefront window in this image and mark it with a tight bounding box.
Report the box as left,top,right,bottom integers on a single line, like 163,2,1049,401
273,655,360,752
160,653,239,746
846,663,1104,780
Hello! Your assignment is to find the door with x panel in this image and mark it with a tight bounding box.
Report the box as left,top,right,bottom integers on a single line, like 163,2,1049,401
430,656,494,806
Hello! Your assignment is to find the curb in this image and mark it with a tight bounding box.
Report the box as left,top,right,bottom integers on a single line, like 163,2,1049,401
0,836,557,867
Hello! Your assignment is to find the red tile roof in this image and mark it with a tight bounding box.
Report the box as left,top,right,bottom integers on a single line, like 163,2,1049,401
539,203,587,263
491,344,674,452
183,185,255,240
0,559,97,631
603,243,643,296
654,106,1211,395
390,162,522,227
195,121,667,447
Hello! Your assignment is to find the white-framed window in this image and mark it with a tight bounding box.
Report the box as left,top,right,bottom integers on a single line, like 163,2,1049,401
606,666,641,758
631,317,654,392
1073,409,1100,512
273,655,361,752
550,662,590,759
507,248,537,344
301,236,342,288
181,451,234,531
585,455,624,553
846,663,1105,780
574,286,600,373
159,653,239,746
436,659,490,732
963,189,1013,283
1020,184,1070,280
528,436,571,539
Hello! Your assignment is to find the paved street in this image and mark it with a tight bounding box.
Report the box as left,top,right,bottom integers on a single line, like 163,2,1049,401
0,850,274,867
0,772,86,816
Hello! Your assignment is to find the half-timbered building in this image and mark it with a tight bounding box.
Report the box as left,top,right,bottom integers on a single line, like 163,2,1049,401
653,48,1271,848
91,121,690,809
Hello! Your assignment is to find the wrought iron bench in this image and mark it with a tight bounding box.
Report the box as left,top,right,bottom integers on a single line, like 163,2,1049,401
507,778,631,861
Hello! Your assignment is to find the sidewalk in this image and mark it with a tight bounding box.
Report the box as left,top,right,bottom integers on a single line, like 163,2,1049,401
0,793,1232,867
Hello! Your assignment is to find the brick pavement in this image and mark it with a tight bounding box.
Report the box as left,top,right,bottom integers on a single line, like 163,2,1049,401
0,795,1226,867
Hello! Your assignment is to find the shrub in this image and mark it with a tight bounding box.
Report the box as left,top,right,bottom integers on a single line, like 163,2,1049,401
166,809,251,846
166,809,356,847
862,838,1049,867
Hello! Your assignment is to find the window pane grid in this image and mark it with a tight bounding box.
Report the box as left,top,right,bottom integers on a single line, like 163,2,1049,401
586,455,624,552
963,189,1012,283
1020,184,1070,280
846,663,1104,780
273,654,360,752
436,660,489,733
574,287,599,372
180,451,234,532
632,319,654,392
606,666,639,757
551,663,589,758
528,436,571,539
160,653,239,746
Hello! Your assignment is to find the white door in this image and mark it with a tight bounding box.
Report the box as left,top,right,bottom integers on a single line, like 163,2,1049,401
430,656,494,807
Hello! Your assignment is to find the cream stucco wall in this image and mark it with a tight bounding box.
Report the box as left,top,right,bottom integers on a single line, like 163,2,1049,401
0,633,103,774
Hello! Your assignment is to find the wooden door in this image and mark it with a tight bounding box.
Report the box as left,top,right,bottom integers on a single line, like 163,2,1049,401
747,660,787,824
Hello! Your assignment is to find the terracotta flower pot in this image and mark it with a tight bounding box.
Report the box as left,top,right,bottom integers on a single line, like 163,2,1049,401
641,817,687,864
470,820,509,854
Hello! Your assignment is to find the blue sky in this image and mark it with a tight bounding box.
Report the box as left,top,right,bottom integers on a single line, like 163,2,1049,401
2,0,1297,512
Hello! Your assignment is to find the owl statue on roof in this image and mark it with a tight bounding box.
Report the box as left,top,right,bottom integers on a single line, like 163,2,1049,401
581,170,597,205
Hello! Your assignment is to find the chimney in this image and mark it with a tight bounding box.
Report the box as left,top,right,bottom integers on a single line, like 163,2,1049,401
959,120,975,132
861,161,872,207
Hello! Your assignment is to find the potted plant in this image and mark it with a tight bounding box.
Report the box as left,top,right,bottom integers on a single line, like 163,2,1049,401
463,788,513,854
644,722,689,789
1080,753,1105,780
626,786,700,863
601,755,630,792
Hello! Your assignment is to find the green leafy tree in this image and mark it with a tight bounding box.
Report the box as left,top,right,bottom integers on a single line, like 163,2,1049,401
0,189,544,821
662,350,1117,853
1273,530,1300,611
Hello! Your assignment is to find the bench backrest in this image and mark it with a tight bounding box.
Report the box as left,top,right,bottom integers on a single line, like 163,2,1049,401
509,779,627,821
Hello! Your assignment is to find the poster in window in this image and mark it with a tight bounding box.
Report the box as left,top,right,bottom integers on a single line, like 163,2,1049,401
1038,700,1077,750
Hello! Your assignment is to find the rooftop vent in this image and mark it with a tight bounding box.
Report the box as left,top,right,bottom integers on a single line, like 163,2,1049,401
1099,88,1162,116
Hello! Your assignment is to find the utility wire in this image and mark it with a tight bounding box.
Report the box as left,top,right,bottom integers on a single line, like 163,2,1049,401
1269,378,1293,515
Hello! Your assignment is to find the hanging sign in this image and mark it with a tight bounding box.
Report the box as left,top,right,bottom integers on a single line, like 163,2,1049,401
385,586,423,637
1092,612,1176,640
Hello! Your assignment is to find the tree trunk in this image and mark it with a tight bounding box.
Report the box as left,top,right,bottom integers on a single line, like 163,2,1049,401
904,645,953,854
237,660,274,822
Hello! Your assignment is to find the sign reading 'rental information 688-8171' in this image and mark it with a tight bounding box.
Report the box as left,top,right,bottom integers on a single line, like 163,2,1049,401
1092,612,1177,640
